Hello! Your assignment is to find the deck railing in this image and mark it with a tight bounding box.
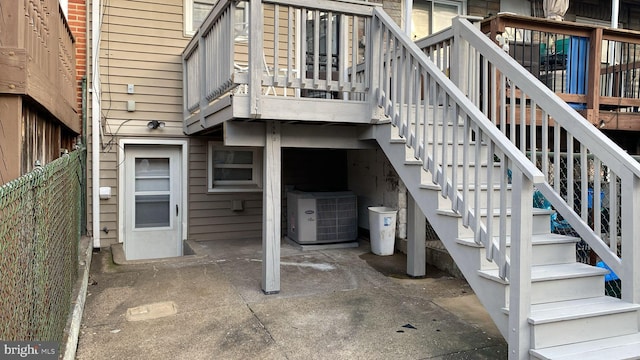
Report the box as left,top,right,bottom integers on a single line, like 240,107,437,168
419,15,640,305
182,0,374,121
0,0,77,130
480,14,640,125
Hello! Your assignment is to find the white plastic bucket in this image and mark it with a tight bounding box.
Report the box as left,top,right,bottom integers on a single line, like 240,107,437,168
368,207,397,256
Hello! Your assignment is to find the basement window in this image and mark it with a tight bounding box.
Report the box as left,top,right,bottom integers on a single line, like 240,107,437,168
208,142,262,192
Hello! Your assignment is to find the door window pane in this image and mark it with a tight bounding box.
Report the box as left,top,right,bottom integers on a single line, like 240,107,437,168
136,178,170,192
135,195,170,228
135,158,169,176
134,157,171,228
135,158,170,191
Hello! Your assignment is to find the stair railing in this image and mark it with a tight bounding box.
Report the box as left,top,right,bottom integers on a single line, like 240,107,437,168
371,9,545,358
425,17,640,306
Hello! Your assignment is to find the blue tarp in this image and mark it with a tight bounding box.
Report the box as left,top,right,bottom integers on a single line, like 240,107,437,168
532,189,572,233
596,261,620,282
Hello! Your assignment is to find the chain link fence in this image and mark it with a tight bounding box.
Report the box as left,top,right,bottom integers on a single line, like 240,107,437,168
531,152,622,298
0,148,86,343
421,150,623,298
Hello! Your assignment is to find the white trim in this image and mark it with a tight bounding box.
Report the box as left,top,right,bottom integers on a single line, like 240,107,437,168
184,0,216,37
184,0,195,36
118,139,189,244
59,0,68,20
410,0,466,40
207,141,263,193
91,0,102,248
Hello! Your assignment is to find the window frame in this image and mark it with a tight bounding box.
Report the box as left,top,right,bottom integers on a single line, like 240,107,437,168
207,142,263,193
409,0,466,40
184,0,216,36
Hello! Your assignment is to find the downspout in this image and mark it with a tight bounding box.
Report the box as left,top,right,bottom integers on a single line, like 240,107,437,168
81,76,87,234
91,0,101,248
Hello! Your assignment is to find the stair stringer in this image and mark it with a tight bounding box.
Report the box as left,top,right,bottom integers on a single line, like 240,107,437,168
372,122,511,338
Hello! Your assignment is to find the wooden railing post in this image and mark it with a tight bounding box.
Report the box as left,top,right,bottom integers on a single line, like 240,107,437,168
198,36,207,128
508,169,533,360
249,0,263,118
369,14,382,118
586,27,603,124
451,17,467,96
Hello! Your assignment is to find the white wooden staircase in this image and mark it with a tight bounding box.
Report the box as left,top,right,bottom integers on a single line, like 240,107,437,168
374,120,640,359
368,9,640,359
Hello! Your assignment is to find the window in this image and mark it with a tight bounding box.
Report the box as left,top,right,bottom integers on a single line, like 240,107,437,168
208,142,262,192
411,0,464,41
185,0,216,35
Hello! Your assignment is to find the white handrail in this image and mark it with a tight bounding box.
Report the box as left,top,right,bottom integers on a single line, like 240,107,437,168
371,9,547,357
440,17,640,303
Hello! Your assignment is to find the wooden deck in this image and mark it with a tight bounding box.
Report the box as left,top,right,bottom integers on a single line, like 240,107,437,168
181,0,381,135
481,14,640,131
0,0,78,181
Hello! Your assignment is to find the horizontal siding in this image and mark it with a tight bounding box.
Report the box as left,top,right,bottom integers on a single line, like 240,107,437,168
97,147,118,247
99,0,188,138
188,138,263,242
89,0,190,247
99,63,183,81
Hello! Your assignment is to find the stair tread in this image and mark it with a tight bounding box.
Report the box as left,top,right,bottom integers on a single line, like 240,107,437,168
420,183,513,192
480,263,608,284
420,183,441,191
528,296,640,324
437,207,553,218
457,233,580,248
530,333,640,360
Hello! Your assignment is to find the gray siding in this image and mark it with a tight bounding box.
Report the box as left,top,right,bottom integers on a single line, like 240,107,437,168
89,0,192,247
188,138,264,241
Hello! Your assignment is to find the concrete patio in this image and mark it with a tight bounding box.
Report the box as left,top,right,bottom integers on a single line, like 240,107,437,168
75,238,507,359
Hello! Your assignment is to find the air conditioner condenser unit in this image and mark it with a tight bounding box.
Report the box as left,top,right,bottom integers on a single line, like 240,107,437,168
287,190,357,244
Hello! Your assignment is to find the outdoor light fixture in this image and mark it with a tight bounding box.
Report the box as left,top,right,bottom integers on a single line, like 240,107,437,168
147,120,165,129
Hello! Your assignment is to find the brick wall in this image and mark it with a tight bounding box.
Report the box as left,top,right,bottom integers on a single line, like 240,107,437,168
67,0,87,116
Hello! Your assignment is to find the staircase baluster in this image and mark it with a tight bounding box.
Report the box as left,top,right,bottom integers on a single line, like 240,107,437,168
451,103,459,211
541,111,549,181
580,144,589,222
474,124,482,245
486,141,495,262
462,114,470,227
430,80,439,184
441,94,449,198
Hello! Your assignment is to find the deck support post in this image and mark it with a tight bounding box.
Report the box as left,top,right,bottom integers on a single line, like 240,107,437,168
406,194,426,277
262,120,281,294
0,96,22,183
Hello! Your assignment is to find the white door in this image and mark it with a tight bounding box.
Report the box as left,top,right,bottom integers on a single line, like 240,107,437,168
124,146,182,260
